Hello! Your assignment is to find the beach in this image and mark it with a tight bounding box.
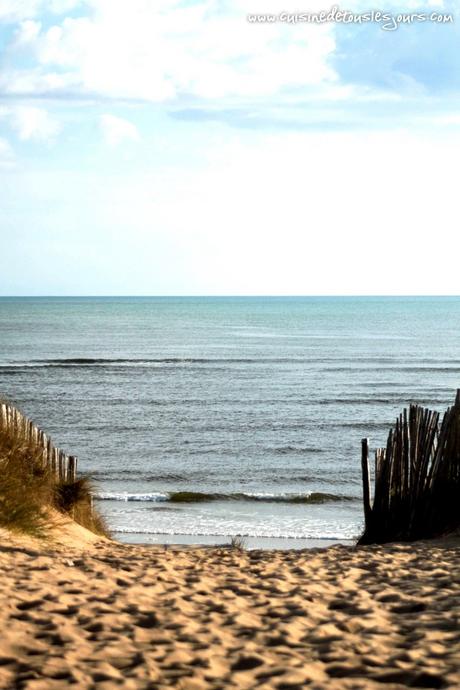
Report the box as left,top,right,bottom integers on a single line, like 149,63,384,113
0,528,459,689
2,298,460,688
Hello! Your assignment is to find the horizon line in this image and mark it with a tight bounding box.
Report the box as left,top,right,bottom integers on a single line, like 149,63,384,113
1,294,460,299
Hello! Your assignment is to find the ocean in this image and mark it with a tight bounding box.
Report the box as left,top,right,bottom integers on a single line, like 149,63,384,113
0,296,459,548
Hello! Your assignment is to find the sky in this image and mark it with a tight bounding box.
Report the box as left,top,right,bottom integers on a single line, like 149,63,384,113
0,0,459,295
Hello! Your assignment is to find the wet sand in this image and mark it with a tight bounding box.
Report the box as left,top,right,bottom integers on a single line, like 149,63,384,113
0,531,459,689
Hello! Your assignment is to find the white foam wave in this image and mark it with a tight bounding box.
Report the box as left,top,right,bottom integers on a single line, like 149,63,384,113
96,492,168,502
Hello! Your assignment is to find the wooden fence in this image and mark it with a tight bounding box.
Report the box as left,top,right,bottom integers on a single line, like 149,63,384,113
359,389,460,544
0,402,77,483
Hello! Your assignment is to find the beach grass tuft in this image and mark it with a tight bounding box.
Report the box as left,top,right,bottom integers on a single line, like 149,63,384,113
54,476,110,537
0,419,110,538
230,534,247,551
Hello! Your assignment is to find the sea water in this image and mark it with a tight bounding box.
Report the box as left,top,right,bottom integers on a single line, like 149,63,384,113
1,296,459,547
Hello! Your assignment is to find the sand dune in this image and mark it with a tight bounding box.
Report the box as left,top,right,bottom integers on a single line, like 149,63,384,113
0,531,459,689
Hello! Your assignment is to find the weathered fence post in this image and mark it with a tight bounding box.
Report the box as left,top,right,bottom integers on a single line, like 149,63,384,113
0,404,6,428
361,437,372,532
360,390,460,544
68,456,77,482
0,402,78,487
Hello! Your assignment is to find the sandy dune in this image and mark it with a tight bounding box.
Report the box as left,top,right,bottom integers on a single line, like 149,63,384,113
0,533,459,689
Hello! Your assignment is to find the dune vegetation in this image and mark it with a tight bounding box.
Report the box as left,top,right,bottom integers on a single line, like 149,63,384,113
0,418,109,539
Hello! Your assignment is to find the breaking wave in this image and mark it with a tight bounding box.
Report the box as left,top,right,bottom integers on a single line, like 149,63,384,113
95,490,356,504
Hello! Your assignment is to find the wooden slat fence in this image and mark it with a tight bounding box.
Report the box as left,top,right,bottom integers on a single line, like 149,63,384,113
359,389,460,544
0,402,77,483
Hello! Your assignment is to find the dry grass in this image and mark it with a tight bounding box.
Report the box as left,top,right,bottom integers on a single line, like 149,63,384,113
0,423,51,537
229,534,247,551
0,419,110,539
53,476,110,537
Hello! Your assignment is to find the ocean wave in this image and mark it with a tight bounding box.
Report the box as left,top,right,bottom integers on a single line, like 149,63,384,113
111,527,355,540
32,357,256,365
332,421,395,430
95,490,356,504
89,470,326,484
318,397,450,406
273,446,324,455
2,357,460,370
90,470,185,481
2,357,289,367
326,366,460,374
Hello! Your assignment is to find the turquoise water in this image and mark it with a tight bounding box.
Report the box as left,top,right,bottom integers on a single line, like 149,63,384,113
0,296,459,544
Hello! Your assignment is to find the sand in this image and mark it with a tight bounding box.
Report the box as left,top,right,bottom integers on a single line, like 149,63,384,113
0,528,459,690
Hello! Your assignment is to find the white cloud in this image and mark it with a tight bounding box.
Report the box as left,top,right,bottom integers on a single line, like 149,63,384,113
0,0,455,110
0,105,61,141
100,114,140,147
10,106,61,140
0,0,81,22
14,18,41,44
0,0,41,22
0,68,76,95
1,0,337,101
0,137,13,155
0,136,15,167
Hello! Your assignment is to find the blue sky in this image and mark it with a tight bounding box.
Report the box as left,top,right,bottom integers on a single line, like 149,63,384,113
0,0,459,295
